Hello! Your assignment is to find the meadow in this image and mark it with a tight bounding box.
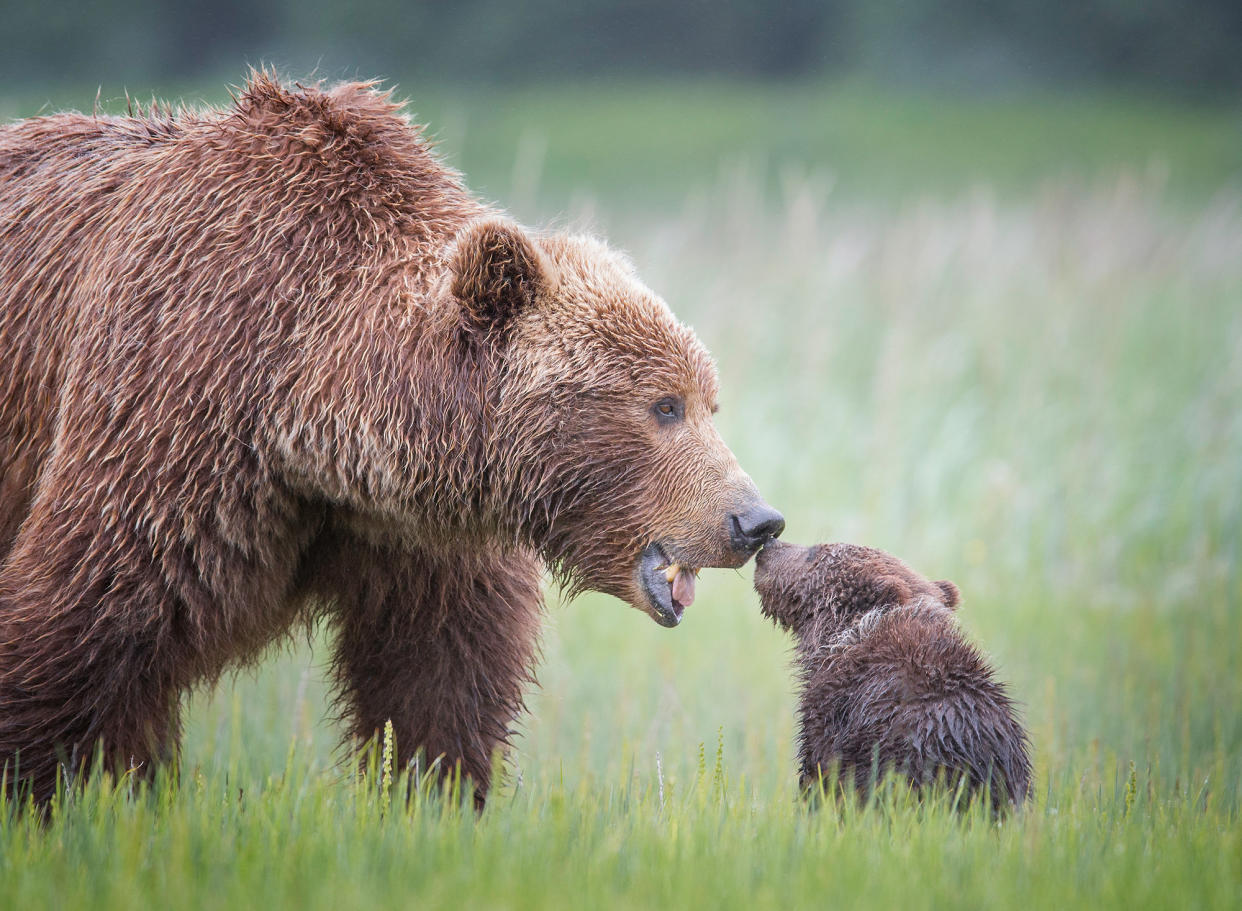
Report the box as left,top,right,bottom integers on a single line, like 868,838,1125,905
1,78,1240,908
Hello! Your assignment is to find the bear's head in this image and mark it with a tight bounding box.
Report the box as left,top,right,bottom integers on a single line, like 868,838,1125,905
753,540,959,635
449,218,784,627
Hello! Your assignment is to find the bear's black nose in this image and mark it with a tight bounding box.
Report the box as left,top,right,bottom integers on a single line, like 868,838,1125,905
730,504,786,553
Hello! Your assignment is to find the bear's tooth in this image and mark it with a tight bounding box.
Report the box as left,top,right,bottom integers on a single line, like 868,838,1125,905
664,562,681,583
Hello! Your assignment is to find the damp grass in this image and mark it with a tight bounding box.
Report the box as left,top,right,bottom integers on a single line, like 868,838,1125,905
0,728,1237,909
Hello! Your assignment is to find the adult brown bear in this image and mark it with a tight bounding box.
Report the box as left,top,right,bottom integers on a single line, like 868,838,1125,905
0,73,783,805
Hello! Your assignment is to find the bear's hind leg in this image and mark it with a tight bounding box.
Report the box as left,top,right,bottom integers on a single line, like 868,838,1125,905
0,520,185,804
325,544,543,809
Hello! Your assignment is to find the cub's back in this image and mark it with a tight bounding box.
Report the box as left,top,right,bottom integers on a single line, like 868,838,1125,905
800,608,1031,808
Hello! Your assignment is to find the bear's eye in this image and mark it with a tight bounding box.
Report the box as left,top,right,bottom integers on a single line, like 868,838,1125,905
652,396,684,423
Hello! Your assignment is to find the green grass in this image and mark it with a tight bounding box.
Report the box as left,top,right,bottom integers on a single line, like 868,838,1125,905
427,80,1242,210
2,748,1238,909
2,80,1241,908
3,77,1239,209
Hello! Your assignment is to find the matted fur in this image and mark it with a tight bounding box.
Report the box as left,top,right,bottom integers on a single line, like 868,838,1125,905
0,72,770,804
754,542,1032,810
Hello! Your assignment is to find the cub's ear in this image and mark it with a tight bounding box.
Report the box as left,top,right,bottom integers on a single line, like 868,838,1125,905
935,580,961,610
449,218,550,330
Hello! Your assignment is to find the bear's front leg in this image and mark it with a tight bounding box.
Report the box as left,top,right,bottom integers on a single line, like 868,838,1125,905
327,544,543,809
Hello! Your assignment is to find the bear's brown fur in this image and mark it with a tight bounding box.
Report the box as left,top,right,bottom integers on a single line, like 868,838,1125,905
0,73,781,804
754,541,1031,810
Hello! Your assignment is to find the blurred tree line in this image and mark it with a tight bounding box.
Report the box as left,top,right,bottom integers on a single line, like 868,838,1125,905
1,0,1239,98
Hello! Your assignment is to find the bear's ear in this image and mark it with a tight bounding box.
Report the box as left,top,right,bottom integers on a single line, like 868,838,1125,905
935,580,961,610
449,218,550,330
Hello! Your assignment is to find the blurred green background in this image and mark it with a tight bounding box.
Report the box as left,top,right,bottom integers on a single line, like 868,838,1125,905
2,3,1240,908
3,0,1242,96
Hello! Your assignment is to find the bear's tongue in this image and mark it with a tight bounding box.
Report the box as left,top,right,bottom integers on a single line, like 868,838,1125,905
671,567,696,607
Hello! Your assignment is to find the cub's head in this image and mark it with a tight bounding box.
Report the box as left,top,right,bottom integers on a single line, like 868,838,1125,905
449,218,783,627
753,540,959,634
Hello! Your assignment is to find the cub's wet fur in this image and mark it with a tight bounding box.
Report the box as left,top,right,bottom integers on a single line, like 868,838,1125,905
754,541,1031,810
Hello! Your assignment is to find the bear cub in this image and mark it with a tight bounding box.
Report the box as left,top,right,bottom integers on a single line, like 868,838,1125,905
753,540,1031,810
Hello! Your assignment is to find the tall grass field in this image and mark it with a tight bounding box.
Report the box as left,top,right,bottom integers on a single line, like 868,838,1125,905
2,80,1240,908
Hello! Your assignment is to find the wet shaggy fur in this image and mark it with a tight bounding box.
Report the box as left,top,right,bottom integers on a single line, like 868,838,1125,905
0,73,769,805
754,542,1032,810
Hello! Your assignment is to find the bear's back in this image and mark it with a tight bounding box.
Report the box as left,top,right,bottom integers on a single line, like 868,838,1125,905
2,112,162,553
0,76,487,561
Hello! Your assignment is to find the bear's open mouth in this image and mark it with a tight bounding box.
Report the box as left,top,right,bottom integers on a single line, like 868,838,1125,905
637,543,699,628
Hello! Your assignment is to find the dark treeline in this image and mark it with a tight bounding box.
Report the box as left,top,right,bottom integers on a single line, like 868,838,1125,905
2,0,1240,97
